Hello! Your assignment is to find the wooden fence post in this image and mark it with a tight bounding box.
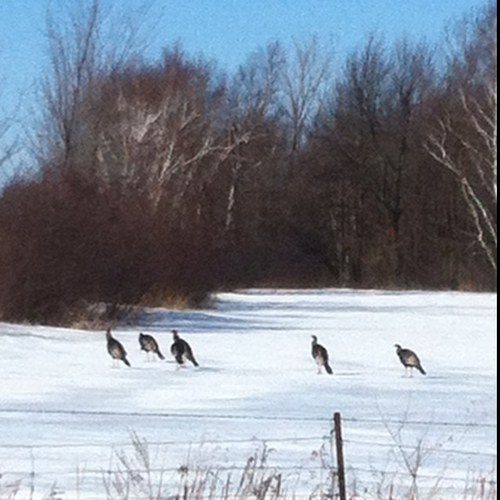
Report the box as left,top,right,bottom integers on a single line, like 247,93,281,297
334,412,347,500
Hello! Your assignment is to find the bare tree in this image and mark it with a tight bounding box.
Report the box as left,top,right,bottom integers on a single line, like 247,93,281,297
280,37,332,155
0,109,17,180
93,56,218,210
326,37,434,281
34,0,101,167
222,44,288,238
0,53,21,180
34,0,156,170
85,48,250,222
426,3,497,272
231,41,286,123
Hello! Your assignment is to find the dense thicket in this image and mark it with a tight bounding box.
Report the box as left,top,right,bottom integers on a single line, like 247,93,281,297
0,1,496,324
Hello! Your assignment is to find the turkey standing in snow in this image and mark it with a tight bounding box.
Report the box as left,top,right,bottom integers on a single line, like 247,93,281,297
311,335,333,374
138,332,165,361
170,330,199,367
106,328,131,367
394,344,426,376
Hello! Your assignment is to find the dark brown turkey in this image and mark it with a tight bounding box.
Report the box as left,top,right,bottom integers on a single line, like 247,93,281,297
311,335,333,374
139,332,165,361
394,344,426,376
171,330,199,367
106,328,131,367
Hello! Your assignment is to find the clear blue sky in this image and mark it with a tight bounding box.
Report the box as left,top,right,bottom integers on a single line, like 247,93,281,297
0,0,489,176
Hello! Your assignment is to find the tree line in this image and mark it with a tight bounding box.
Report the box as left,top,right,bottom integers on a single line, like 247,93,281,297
0,1,496,324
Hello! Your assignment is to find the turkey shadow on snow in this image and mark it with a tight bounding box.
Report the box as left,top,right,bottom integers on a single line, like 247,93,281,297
193,366,222,373
332,371,363,377
164,362,222,374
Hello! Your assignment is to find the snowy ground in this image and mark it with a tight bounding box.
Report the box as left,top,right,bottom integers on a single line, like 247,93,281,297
0,289,496,499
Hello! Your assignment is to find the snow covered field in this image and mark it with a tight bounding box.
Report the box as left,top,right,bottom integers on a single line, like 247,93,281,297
0,289,496,499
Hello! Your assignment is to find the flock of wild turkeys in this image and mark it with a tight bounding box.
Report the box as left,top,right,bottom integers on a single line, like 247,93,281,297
105,328,426,377
106,328,199,369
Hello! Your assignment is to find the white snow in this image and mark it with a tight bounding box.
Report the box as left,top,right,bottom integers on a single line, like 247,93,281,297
0,289,496,499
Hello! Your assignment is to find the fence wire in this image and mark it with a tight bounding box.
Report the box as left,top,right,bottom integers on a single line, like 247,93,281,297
0,411,496,498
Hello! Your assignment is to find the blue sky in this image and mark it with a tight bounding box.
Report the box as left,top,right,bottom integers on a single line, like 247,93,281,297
0,0,489,176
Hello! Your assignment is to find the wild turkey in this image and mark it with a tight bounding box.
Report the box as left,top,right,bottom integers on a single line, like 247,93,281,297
311,335,333,374
170,330,199,367
394,344,426,376
106,328,131,367
138,332,165,361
